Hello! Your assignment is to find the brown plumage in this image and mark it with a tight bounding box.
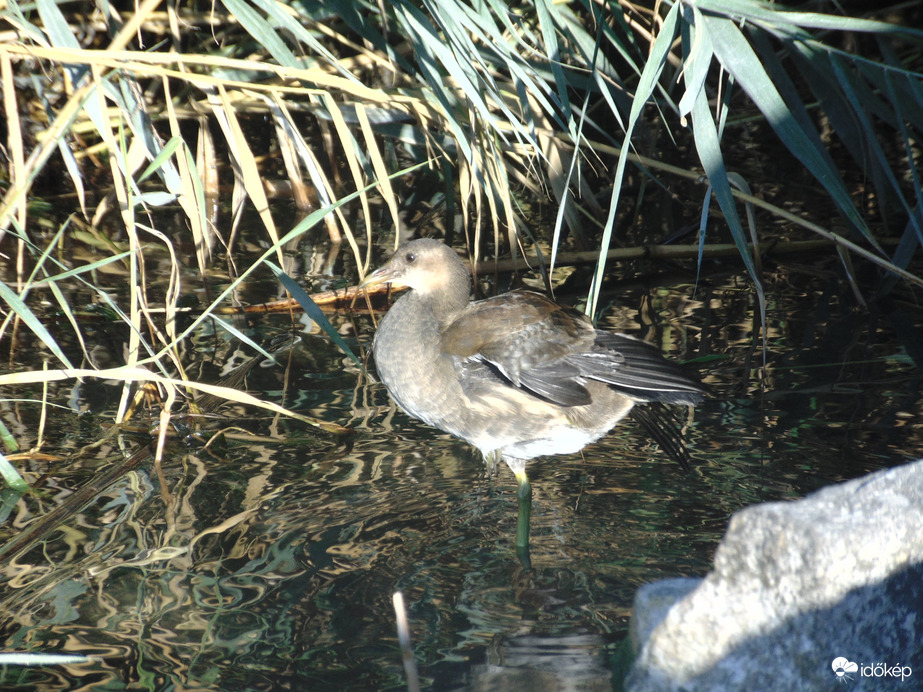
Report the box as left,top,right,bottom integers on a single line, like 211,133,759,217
360,238,705,490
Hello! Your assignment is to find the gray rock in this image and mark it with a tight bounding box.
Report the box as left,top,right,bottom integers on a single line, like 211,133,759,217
625,459,923,692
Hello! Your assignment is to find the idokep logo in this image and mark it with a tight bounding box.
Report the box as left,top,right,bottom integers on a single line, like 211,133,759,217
832,657,858,681
832,657,913,683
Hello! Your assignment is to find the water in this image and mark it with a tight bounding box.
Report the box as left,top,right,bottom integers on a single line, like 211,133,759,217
0,252,920,690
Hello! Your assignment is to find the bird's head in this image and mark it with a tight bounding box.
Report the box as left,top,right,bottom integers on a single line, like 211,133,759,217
359,238,471,300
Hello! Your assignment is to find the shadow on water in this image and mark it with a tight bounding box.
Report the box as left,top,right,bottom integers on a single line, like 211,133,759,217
1,256,921,690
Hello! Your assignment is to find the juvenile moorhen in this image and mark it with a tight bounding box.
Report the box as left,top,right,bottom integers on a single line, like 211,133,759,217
361,239,705,546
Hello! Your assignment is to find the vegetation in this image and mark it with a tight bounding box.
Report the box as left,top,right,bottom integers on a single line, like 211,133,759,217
1,0,921,486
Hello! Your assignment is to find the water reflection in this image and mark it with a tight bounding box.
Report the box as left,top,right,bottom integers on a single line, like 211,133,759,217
1,265,920,689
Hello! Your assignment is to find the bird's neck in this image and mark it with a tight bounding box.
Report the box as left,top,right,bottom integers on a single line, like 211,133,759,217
414,291,468,330
412,271,471,328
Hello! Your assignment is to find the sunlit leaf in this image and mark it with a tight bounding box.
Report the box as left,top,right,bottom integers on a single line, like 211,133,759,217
587,1,682,319
688,73,763,310
0,281,75,370
221,0,300,68
0,452,27,491
705,14,874,244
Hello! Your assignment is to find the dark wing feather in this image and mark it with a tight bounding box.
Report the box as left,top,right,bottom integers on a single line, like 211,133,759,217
442,291,597,405
586,333,706,404
630,402,695,470
516,360,592,406
443,290,705,408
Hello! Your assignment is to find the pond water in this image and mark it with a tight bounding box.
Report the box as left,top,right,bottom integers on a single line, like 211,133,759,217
0,241,920,690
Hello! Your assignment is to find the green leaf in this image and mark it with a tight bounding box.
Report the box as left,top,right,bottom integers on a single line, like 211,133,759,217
392,2,473,161
0,281,74,370
0,452,27,492
250,0,363,82
704,15,876,247
0,417,18,453
688,79,763,310
534,0,573,126
587,1,682,318
677,4,713,120
268,264,365,372
698,0,923,39
221,0,300,68
35,0,81,50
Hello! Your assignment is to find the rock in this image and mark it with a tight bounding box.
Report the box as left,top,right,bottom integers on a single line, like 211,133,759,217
625,459,923,692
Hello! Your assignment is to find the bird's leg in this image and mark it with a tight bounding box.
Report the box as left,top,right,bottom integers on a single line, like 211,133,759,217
511,462,532,566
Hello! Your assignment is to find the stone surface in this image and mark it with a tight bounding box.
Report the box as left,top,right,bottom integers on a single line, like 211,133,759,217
625,459,923,692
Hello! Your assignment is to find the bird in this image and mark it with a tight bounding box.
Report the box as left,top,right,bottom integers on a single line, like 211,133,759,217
360,238,705,547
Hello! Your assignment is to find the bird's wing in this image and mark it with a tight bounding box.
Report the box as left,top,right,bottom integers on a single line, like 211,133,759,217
579,332,706,405
443,290,705,407
441,291,598,406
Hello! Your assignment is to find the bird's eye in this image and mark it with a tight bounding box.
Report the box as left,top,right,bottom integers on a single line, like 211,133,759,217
404,252,416,264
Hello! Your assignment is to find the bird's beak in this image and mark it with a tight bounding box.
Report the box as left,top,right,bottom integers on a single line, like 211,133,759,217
358,262,408,291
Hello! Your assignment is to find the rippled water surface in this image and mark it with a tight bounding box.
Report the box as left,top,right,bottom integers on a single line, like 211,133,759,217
1,254,920,690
